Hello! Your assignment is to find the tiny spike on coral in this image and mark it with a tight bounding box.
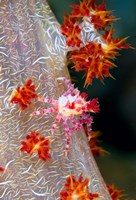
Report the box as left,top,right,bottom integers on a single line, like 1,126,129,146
106,184,125,200
59,174,99,200
9,79,38,110
32,77,99,154
20,131,51,161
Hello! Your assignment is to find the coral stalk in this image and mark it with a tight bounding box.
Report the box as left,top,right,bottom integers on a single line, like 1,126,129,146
0,0,111,199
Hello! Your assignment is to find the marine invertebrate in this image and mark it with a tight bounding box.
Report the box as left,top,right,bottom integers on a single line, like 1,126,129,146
20,131,51,161
61,0,130,86
106,184,124,200
69,33,129,86
61,0,116,47
61,14,82,47
9,79,38,110
89,131,106,156
59,174,99,200
32,77,99,153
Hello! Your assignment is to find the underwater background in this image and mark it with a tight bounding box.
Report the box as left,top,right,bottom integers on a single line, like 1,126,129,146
48,0,136,199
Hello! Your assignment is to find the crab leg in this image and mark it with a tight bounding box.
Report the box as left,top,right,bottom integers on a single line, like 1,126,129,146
31,107,55,116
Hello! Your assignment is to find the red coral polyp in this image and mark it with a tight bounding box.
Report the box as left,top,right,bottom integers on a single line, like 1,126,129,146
71,0,91,18
71,0,116,30
69,29,130,86
60,0,118,47
69,41,109,86
60,174,99,200
60,0,130,86
66,25,82,47
90,2,116,30
89,131,106,156
20,131,51,161
10,79,38,110
107,184,124,200
102,28,130,54
91,10,116,30
61,15,82,47
60,0,92,47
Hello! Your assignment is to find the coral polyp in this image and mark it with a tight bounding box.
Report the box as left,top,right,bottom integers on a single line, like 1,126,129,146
10,79,38,110
59,174,99,200
106,184,124,200
61,0,130,86
20,131,51,161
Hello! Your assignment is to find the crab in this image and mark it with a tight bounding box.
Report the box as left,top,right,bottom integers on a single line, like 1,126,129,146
31,77,99,154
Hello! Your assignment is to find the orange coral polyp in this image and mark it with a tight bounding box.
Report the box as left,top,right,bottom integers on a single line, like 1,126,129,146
70,41,112,86
66,25,82,47
61,0,117,47
91,10,116,30
89,131,106,156
61,0,130,84
69,27,130,86
61,14,82,47
10,79,38,110
20,131,51,161
106,184,124,200
60,174,99,200
71,0,92,18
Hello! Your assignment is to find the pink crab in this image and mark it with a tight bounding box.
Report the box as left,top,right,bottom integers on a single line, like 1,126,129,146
32,77,99,154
